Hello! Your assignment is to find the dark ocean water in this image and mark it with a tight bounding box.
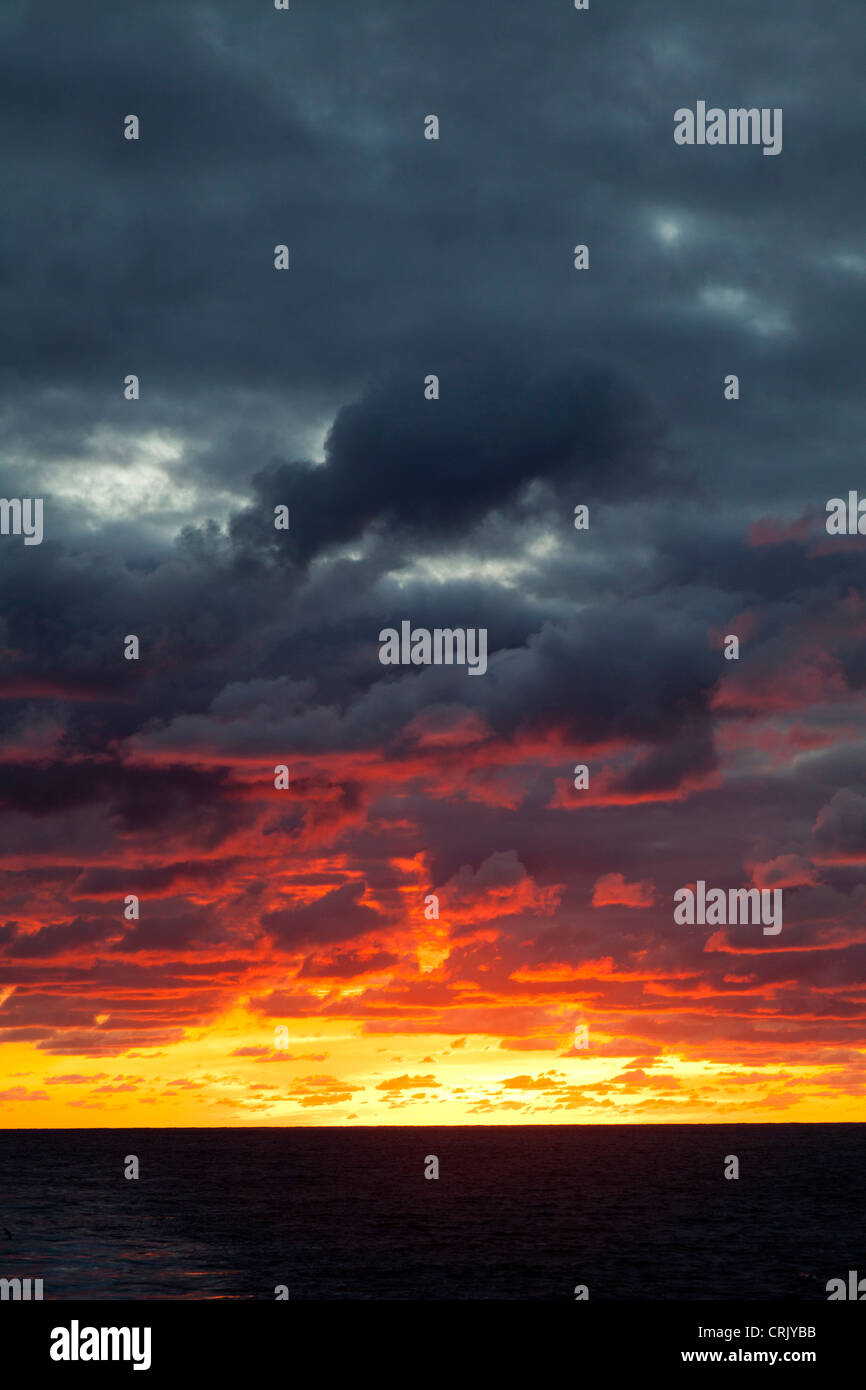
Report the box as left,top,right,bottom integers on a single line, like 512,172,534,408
0,1125,862,1300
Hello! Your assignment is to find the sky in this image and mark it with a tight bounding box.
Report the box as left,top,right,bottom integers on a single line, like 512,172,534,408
0,0,864,1125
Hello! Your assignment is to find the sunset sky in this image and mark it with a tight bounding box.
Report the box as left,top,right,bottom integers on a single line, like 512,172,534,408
1,0,865,1126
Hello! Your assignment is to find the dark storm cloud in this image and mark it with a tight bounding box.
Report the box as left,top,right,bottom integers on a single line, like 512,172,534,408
0,0,863,1072
812,791,866,861
0,0,862,514
296,950,400,979
71,858,242,897
0,0,861,649
261,880,391,951
3,916,111,959
230,349,668,566
0,759,236,834
110,909,215,955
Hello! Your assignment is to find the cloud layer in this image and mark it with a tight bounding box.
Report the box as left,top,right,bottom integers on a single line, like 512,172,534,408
0,0,864,1123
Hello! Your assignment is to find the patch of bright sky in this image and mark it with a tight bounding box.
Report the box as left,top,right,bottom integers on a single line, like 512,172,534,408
831,252,866,275
40,428,247,530
698,284,792,338
390,529,563,589
656,219,681,245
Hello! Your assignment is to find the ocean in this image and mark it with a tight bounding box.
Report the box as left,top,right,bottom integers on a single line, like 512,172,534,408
0,1125,862,1300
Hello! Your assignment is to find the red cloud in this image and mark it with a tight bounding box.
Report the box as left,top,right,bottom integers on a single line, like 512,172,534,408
591,873,655,907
